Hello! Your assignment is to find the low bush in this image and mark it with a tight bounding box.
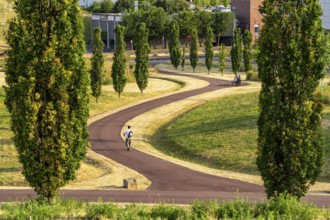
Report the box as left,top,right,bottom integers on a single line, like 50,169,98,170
191,200,218,219
151,204,191,220
218,197,254,219
256,194,320,220
246,70,259,81
0,196,328,219
86,201,119,219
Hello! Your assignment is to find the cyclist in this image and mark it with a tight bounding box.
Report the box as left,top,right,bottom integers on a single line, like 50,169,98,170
123,125,133,151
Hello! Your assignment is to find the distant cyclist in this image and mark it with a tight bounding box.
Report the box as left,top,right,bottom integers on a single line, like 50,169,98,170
123,125,133,151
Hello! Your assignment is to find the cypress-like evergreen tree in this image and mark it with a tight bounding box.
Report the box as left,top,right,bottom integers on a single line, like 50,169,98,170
5,0,89,202
218,44,226,76
90,28,104,103
134,23,150,93
168,20,181,69
190,28,199,72
111,24,127,97
257,0,328,199
181,45,186,71
243,29,253,73
205,26,214,74
230,28,243,76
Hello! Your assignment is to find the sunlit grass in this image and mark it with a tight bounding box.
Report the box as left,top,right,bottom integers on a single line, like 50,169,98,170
0,68,181,186
153,92,260,174
154,86,330,181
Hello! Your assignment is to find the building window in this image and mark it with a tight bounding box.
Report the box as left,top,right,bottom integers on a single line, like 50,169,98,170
254,24,260,34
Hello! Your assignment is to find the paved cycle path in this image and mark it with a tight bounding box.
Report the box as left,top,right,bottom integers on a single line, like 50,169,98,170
1,70,329,207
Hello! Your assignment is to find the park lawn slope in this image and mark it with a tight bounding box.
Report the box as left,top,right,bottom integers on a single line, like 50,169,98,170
153,86,330,182
153,92,259,175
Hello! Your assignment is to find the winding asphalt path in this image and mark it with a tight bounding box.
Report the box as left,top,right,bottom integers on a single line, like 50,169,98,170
1,70,329,207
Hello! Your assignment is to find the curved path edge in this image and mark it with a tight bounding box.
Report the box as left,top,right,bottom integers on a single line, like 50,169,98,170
0,69,329,207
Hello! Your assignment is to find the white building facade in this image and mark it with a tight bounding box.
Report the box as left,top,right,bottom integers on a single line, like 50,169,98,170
320,0,330,30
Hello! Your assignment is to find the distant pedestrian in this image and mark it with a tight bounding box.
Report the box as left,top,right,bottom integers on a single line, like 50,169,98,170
123,125,133,151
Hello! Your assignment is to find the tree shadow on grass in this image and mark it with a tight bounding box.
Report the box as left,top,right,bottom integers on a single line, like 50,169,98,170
165,115,258,138
0,167,21,172
0,139,12,145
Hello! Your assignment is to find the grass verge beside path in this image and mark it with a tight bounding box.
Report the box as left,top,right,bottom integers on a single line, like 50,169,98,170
126,63,330,193
153,92,259,175
126,65,263,185
151,85,330,185
0,69,182,189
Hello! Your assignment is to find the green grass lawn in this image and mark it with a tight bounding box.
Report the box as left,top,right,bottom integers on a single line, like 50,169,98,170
153,85,330,182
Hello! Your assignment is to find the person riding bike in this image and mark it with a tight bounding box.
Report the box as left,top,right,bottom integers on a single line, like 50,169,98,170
123,125,133,151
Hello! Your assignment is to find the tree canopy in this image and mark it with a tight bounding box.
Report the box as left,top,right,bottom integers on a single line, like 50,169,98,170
257,0,328,199
230,28,243,75
134,23,150,92
90,27,104,103
5,0,89,202
111,25,127,97
168,20,181,69
122,7,167,44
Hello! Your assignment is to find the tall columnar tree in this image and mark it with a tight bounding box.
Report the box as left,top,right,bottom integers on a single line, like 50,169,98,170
168,20,181,69
190,28,199,72
230,28,243,76
134,23,150,93
218,44,226,75
5,0,89,202
90,28,104,103
181,45,186,71
257,0,328,199
205,26,214,74
243,29,253,73
111,25,127,97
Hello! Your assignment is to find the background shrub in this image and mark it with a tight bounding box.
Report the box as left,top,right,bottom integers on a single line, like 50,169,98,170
191,200,219,219
246,70,259,81
217,198,254,219
86,201,119,219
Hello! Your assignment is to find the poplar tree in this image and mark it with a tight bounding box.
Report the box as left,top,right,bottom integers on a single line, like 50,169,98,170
181,45,186,71
218,44,226,75
243,29,253,73
190,28,199,72
257,0,328,199
90,28,104,103
134,23,150,93
5,0,89,202
205,26,214,74
230,28,243,76
168,20,181,69
111,24,127,97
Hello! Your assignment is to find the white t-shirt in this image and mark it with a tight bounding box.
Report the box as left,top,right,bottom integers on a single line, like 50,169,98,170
124,129,133,139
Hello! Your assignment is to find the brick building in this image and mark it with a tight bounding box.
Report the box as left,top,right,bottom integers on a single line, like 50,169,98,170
231,0,263,44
